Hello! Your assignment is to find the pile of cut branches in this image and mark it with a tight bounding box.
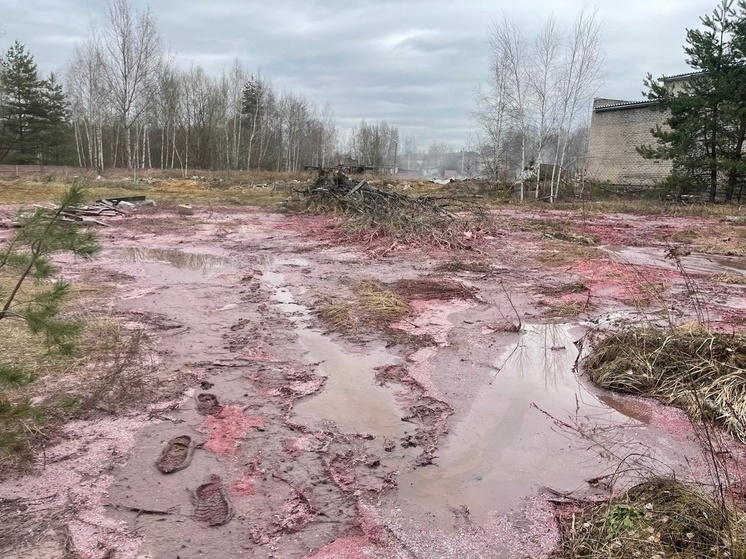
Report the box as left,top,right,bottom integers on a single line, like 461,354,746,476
296,168,492,249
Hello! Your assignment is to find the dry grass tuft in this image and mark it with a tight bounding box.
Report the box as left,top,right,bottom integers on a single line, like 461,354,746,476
670,229,699,243
435,260,494,274
586,327,746,442
544,230,599,246
317,281,418,344
390,278,478,301
319,303,353,332
543,300,594,318
71,318,161,412
536,244,605,267
353,281,410,323
559,477,746,559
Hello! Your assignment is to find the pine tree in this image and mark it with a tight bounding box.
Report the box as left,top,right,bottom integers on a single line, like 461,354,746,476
38,73,73,165
0,184,100,352
638,1,746,202
0,41,45,164
0,184,99,463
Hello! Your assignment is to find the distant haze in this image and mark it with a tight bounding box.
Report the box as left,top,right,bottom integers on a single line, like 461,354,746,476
4,0,708,148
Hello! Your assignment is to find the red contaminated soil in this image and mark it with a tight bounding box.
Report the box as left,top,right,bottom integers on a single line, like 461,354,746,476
570,258,679,300
303,536,374,559
230,472,256,496
202,406,265,455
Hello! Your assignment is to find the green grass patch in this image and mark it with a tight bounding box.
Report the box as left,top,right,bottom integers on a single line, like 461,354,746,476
559,477,746,559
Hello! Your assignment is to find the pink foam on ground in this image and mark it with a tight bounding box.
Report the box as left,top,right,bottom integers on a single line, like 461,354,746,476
202,406,265,455
485,495,561,558
230,472,256,496
570,259,678,300
406,347,440,399
242,345,279,362
391,299,473,346
303,536,374,559
0,417,148,559
284,434,327,457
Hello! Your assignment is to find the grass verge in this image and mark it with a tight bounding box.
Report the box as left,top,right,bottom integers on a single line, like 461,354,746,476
559,477,746,559
586,326,746,443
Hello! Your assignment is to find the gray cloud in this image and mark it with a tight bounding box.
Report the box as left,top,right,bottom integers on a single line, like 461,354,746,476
1,0,716,148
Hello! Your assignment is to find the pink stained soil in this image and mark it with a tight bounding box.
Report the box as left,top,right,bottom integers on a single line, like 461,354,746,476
6,203,746,558
230,472,257,496
569,258,679,300
391,298,473,346
404,346,440,399
202,406,265,456
284,434,328,458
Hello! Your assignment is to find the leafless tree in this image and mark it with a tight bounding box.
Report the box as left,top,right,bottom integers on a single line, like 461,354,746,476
550,7,604,201
65,4,338,174
527,17,562,198
98,0,165,169
349,120,399,169
475,8,604,201
67,35,108,172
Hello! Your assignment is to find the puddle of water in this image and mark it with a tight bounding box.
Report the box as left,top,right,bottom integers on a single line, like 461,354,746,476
118,248,231,275
398,324,649,524
293,330,406,436
261,267,406,437
276,257,310,267
611,246,746,278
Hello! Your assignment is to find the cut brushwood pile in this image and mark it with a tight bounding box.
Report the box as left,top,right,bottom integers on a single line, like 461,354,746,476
16,197,151,228
295,168,493,250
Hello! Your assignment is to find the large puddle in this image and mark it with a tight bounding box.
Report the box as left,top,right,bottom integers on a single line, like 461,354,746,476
117,248,232,275
293,330,405,436
398,323,698,525
610,246,746,278
261,261,406,437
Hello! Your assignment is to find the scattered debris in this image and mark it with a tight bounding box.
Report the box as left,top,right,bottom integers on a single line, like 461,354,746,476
17,196,156,227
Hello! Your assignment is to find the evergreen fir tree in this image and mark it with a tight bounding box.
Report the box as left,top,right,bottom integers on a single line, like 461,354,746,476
0,41,45,164
638,1,746,202
38,73,73,165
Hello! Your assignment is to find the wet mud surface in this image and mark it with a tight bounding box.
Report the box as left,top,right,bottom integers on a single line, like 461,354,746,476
1,205,746,558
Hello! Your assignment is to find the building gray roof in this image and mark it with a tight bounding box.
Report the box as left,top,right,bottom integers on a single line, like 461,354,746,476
593,99,656,112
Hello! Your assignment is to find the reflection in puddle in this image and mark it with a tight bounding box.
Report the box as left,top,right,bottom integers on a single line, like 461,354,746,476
119,248,230,274
399,324,659,525
293,330,405,436
261,266,404,436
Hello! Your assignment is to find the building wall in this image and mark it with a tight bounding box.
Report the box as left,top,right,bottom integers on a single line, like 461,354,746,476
586,104,671,186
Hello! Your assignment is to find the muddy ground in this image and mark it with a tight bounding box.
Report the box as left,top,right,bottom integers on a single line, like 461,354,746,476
1,203,746,558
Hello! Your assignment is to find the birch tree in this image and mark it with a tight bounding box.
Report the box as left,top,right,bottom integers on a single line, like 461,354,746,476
475,8,604,201
98,0,165,169
550,7,604,202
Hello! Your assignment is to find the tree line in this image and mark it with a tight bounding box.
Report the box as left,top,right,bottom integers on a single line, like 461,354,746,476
0,0,407,174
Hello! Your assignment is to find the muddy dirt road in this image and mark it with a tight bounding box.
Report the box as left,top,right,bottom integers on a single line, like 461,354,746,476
2,205,745,558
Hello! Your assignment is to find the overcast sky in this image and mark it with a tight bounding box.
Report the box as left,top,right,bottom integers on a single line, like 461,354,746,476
2,0,713,148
